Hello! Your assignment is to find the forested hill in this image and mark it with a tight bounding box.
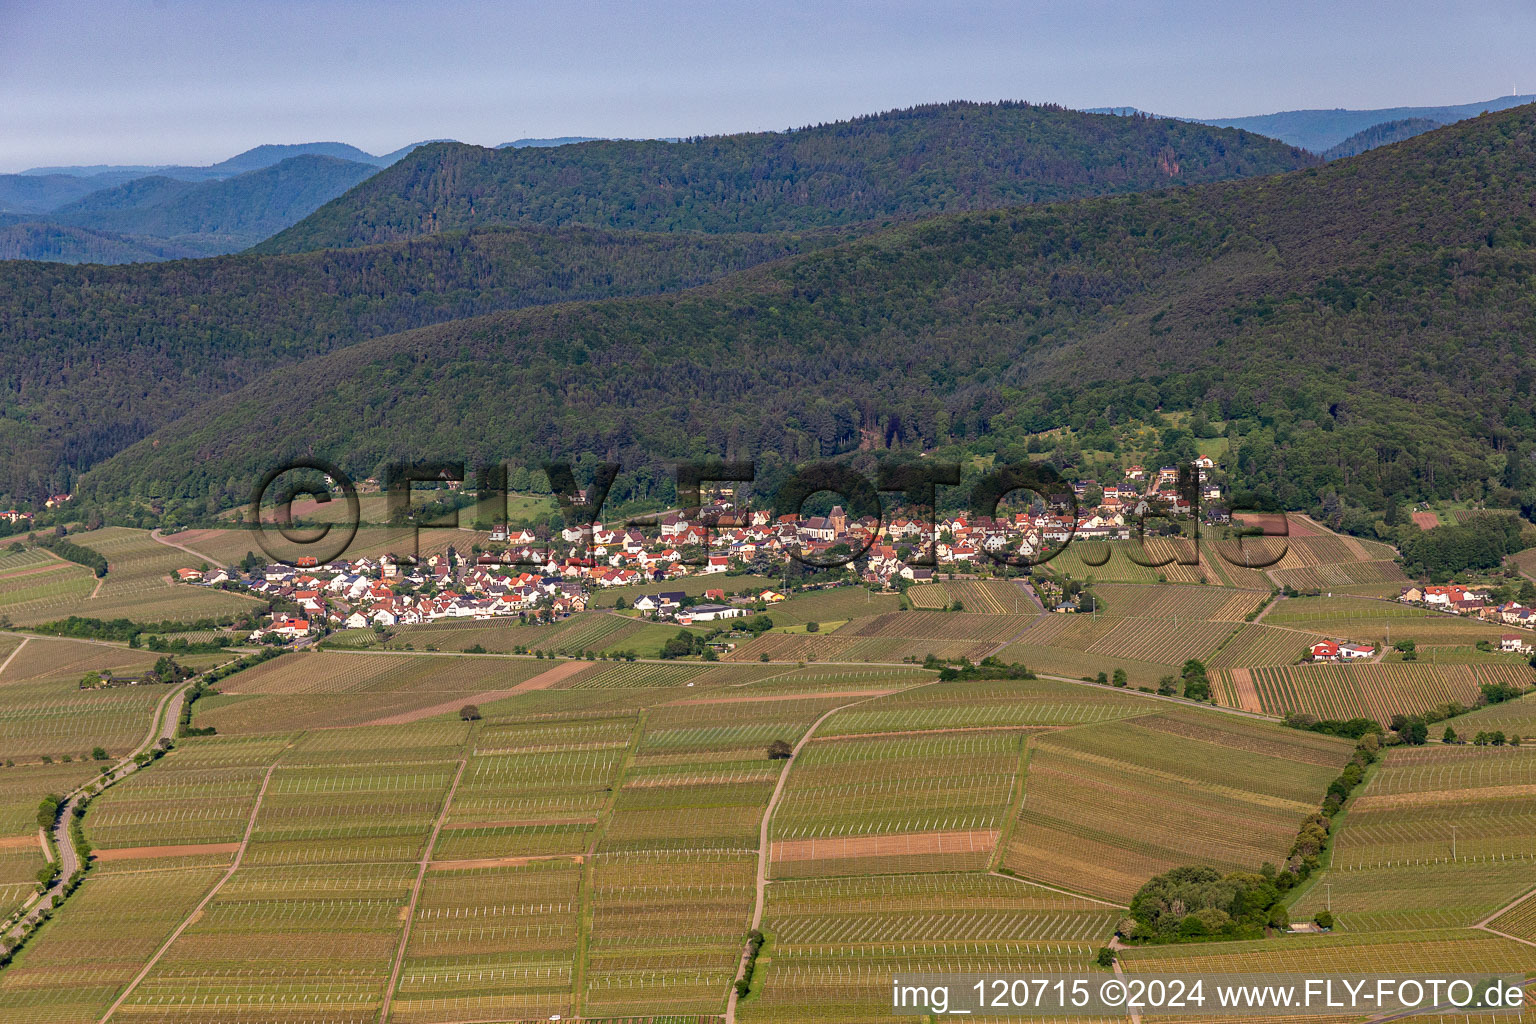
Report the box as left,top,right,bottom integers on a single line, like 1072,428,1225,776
254,101,1316,253
86,104,1536,523
42,155,380,253
0,226,845,499
1321,118,1443,160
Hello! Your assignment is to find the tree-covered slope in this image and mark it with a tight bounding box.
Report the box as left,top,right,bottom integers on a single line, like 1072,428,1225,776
85,104,1536,519
0,225,844,498
43,155,381,254
1321,118,1444,160
0,221,205,264
0,173,136,215
254,101,1316,253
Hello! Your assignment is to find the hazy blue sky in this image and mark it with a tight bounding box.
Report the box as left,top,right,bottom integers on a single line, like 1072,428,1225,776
3,0,1533,171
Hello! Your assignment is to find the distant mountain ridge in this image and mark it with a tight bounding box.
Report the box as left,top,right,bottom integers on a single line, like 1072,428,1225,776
1321,118,1444,160
1088,94,1536,153
20,141,398,182
0,100,1312,496
0,147,395,263
84,102,1536,518
256,100,1315,253
37,155,380,256
496,137,603,148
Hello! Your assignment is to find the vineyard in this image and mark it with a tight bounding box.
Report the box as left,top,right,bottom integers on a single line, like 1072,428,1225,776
383,611,649,654
1207,623,1323,669
903,582,951,608
52,527,258,623
1121,928,1532,976
1,546,1530,1021
0,548,97,626
769,732,1021,876
724,631,994,664
902,580,1038,613
0,861,231,1022
1003,712,1353,902
1092,584,1266,621
195,651,556,733
941,580,1037,614
816,678,1143,736
743,873,1112,1023
1011,606,1237,662
0,637,189,760
998,641,1181,688
1270,560,1409,591
1291,745,1536,934
837,611,1034,644
1215,662,1531,722
1045,540,1166,583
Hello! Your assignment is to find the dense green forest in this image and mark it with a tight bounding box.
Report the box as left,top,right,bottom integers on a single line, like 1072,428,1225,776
0,221,201,263
0,103,1310,506
0,225,846,499
1393,513,1532,578
78,104,1536,528
256,101,1315,252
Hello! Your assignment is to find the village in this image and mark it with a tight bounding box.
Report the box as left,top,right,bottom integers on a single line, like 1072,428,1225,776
168,461,1227,642
1398,583,1536,654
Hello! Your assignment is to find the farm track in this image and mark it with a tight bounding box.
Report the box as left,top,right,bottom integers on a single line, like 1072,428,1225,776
148,528,219,564
379,746,471,1022
724,684,930,1024
98,757,280,1023
0,636,28,677
1475,885,1536,950
988,869,1127,909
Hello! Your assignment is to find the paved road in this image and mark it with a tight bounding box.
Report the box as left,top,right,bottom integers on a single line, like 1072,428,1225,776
3,679,190,943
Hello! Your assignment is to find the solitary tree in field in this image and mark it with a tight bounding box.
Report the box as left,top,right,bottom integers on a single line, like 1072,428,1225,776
766,739,793,760
459,705,481,721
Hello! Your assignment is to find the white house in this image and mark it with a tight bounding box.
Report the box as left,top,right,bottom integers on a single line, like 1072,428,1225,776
680,603,747,621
